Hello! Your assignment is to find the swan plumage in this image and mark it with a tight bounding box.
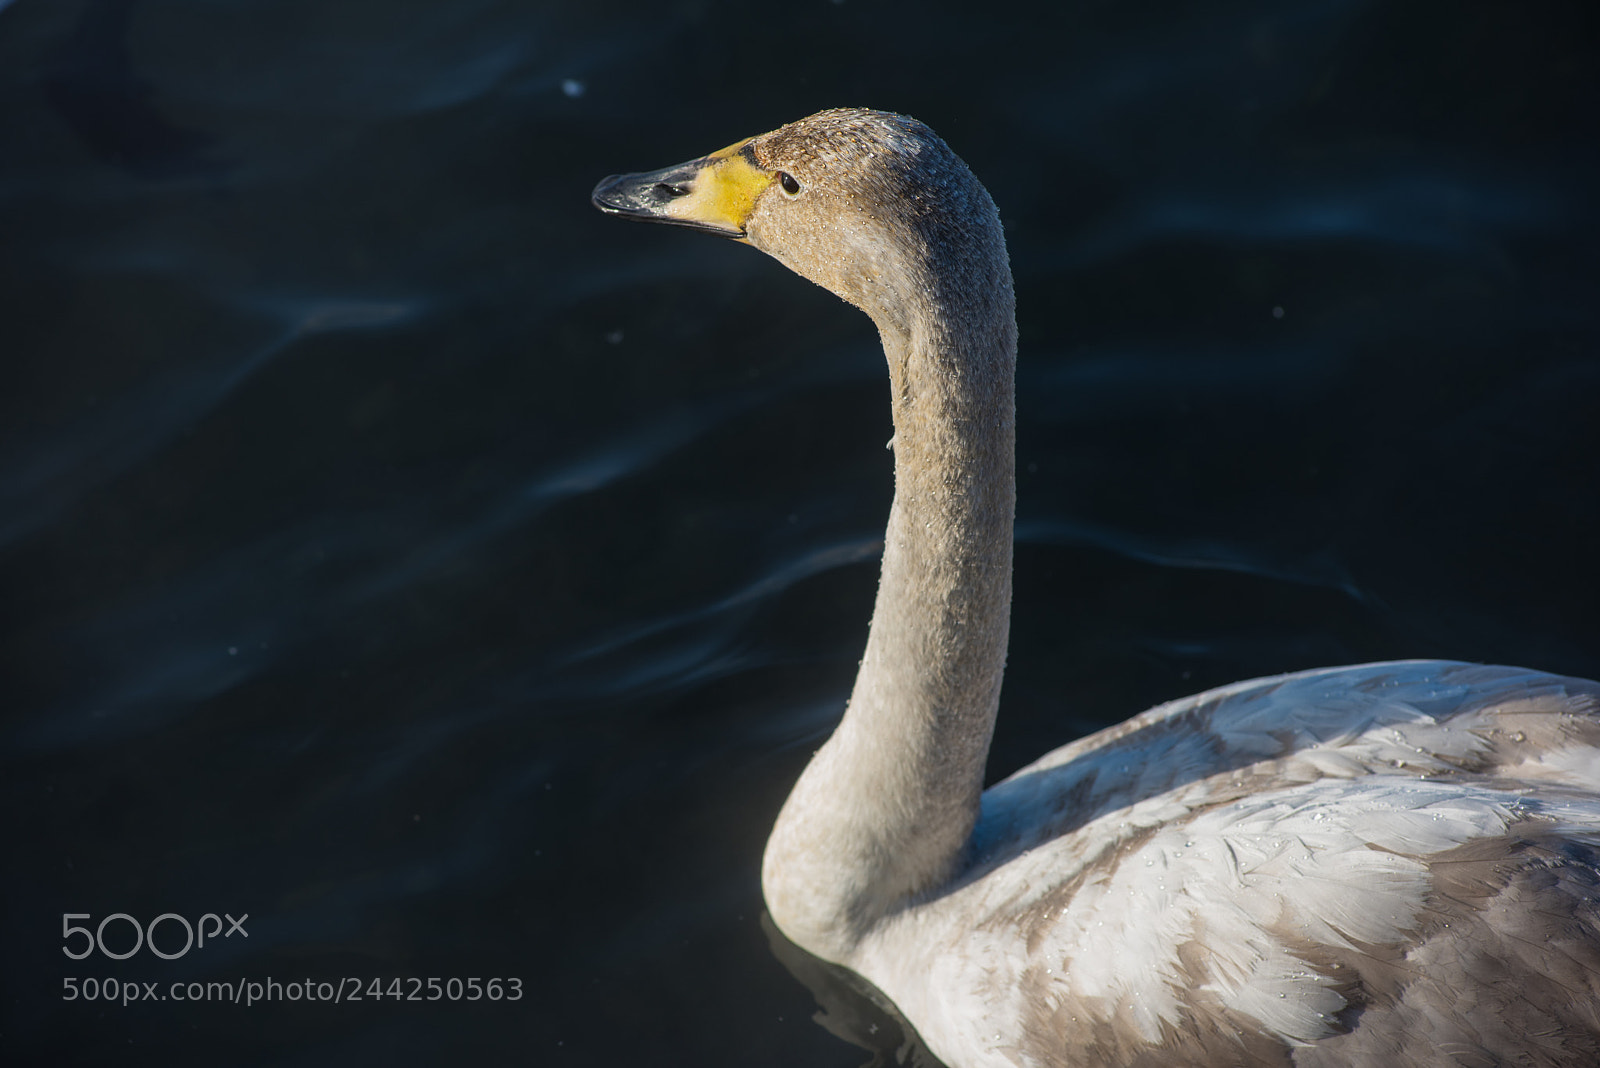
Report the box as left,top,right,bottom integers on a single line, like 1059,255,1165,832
593,108,1600,1067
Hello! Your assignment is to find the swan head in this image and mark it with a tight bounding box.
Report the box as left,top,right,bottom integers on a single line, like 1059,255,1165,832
592,108,1009,338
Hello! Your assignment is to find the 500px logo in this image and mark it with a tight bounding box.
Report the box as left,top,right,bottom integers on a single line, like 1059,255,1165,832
62,913,248,961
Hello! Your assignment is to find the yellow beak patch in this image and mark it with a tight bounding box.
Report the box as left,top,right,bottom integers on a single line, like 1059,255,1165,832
660,140,772,238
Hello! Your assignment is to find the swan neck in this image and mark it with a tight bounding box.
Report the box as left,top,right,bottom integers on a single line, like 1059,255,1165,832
765,266,1017,962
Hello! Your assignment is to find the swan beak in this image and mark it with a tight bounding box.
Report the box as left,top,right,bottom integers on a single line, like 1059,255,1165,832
591,138,769,240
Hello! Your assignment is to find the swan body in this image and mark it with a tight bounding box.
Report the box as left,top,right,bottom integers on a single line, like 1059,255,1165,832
593,109,1600,1067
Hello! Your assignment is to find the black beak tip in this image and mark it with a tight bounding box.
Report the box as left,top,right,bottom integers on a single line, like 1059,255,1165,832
589,165,743,238
591,174,627,213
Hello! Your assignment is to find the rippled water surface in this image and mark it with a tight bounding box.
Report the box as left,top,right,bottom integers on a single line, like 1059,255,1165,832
3,0,1597,1063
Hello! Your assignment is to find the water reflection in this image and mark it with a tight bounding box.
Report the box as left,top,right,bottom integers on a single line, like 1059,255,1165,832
763,914,946,1068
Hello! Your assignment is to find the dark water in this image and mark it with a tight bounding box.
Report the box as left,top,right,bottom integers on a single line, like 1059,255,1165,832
2,0,1596,1063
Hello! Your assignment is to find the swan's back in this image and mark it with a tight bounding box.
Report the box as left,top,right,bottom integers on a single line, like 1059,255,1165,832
859,661,1600,1067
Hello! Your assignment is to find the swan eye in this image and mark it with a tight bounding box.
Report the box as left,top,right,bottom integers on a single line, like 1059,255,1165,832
778,171,802,196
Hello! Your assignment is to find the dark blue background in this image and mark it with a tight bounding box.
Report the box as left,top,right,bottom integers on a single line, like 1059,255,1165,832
2,0,1596,1063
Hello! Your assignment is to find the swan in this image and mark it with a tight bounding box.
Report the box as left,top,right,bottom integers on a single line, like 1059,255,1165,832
592,108,1600,1067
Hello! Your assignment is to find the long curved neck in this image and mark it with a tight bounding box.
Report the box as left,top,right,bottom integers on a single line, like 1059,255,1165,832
764,263,1017,964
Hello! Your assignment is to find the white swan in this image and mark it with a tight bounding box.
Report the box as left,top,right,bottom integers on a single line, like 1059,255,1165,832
593,108,1600,1067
